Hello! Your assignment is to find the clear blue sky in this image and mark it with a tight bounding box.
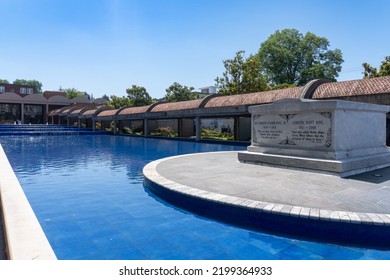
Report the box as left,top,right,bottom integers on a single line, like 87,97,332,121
1,0,389,99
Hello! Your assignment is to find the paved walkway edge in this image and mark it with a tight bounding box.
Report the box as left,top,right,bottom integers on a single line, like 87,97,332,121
143,153,390,248
0,144,57,260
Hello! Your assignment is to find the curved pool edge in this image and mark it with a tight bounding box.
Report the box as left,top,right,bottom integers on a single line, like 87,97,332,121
0,144,57,260
143,152,390,249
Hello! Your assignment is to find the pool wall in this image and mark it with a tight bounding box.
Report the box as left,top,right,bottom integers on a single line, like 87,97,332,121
0,144,57,260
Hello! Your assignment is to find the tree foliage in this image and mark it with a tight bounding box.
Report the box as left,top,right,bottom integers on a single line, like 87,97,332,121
258,29,343,86
126,85,153,106
101,94,110,101
0,79,9,84
164,82,195,102
13,79,43,94
215,50,268,95
62,88,86,99
105,95,133,109
363,56,390,78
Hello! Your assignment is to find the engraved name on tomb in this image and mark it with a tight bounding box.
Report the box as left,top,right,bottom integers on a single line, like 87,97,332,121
252,112,332,148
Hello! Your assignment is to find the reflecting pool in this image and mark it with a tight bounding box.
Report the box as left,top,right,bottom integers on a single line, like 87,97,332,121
1,135,389,260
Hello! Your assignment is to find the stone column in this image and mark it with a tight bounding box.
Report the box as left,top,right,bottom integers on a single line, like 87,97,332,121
113,120,117,135
234,116,240,141
144,119,149,136
21,103,25,124
178,119,182,138
195,116,202,141
45,104,49,124
195,116,201,141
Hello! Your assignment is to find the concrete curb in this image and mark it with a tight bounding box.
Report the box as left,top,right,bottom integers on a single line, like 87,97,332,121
0,144,57,260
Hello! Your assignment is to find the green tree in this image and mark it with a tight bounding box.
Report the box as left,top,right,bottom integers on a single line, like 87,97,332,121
0,79,9,84
164,82,195,102
13,79,43,94
105,95,133,109
362,63,378,78
126,85,153,106
363,56,390,78
258,29,344,86
215,50,268,95
269,83,296,90
62,88,86,99
101,94,110,101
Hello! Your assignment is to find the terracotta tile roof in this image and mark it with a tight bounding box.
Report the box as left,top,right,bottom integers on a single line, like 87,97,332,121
69,108,83,115
204,87,303,108
118,105,151,115
48,109,61,116
43,91,67,99
313,76,390,99
82,109,99,116
59,105,81,114
60,108,73,114
60,105,90,115
151,99,203,112
97,109,118,117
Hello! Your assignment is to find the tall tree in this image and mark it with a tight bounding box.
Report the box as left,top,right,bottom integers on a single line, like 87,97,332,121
164,82,195,102
105,95,133,109
258,29,343,86
101,94,110,101
13,79,43,94
62,88,86,99
0,79,9,84
363,56,390,78
215,50,268,95
126,85,153,106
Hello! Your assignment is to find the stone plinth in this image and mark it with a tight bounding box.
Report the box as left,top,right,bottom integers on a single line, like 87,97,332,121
238,99,390,177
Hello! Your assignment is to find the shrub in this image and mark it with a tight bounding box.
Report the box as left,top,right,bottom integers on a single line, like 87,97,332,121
201,128,234,140
151,127,177,137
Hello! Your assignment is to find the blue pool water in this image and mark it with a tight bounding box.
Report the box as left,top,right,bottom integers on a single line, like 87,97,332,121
1,135,390,260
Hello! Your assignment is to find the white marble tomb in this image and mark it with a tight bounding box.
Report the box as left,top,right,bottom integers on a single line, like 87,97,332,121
238,98,390,177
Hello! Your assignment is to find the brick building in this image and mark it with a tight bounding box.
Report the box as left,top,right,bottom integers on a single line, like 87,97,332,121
0,83,35,95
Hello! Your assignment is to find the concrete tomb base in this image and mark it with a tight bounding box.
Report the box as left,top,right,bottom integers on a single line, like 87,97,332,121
238,99,390,177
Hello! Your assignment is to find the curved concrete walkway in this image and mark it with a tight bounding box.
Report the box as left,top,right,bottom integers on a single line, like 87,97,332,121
143,151,390,248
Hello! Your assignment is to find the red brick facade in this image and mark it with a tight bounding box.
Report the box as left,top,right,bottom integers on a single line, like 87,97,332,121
0,83,35,95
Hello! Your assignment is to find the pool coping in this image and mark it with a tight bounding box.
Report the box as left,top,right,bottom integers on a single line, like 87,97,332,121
0,144,57,260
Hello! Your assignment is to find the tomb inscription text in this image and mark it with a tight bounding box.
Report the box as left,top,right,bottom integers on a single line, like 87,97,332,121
253,112,332,148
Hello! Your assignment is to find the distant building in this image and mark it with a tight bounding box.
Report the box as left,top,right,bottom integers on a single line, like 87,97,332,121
43,91,67,99
199,86,218,94
0,85,99,124
195,86,218,99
